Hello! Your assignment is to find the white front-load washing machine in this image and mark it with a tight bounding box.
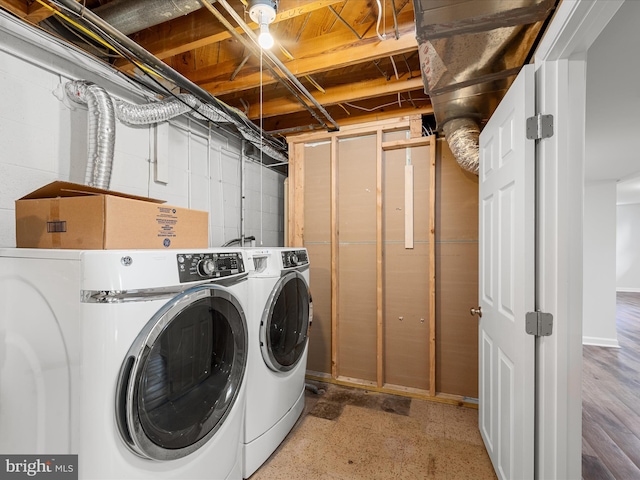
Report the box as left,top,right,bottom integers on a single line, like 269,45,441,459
242,247,312,478
0,248,249,479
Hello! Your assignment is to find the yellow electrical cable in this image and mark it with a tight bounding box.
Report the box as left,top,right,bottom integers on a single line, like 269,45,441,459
279,45,294,60
35,0,160,78
305,75,326,94
337,103,350,115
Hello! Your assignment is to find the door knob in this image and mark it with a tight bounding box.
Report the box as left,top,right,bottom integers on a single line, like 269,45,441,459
470,306,482,318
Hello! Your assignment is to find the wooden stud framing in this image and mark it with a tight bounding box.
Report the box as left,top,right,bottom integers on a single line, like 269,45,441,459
287,141,305,246
330,137,339,379
287,115,439,398
429,135,437,396
376,129,384,388
410,115,422,139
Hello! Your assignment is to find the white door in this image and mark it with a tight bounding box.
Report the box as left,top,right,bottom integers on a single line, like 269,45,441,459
478,64,536,480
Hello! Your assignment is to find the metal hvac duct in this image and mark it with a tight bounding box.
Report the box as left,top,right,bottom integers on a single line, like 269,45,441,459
93,0,205,35
413,0,557,174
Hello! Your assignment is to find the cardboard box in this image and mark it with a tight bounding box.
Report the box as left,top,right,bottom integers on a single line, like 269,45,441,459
16,181,208,249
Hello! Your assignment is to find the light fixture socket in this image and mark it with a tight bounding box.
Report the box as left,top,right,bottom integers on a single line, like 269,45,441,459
249,0,277,49
248,0,277,25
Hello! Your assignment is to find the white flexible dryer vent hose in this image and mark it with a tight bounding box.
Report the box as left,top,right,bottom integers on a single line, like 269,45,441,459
65,80,116,189
442,118,480,175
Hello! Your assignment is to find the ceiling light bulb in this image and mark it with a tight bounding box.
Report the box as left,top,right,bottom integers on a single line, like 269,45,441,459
258,23,274,49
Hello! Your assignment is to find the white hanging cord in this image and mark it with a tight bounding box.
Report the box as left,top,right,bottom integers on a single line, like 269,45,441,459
260,48,264,246
375,0,386,41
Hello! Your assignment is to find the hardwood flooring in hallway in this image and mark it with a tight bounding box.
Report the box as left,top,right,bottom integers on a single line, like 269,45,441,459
582,292,640,479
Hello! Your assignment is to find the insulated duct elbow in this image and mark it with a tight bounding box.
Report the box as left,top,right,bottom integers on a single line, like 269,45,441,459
442,118,480,175
65,80,116,189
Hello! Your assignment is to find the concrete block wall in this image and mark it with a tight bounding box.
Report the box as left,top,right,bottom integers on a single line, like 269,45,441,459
0,13,284,249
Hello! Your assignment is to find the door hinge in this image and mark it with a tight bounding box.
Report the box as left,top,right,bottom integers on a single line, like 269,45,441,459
526,113,554,140
525,311,553,337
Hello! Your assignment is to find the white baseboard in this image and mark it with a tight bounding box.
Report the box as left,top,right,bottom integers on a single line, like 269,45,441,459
616,287,640,293
582,336,620,348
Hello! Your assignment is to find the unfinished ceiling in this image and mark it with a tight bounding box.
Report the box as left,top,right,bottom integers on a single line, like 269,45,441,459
0,0,557,153
1,0,428,135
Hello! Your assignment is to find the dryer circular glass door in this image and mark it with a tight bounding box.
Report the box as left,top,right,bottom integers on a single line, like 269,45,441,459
116,285,247,461
259,271,311,372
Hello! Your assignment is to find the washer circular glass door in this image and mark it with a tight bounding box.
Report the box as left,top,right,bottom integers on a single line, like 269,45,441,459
116,285,247,461
259,271,311,372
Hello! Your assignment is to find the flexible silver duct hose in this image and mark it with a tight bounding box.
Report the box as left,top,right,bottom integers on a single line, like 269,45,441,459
114,94,223,125
442,118,480,175
115,94,288,163
65,80,116,189
66,80,287,189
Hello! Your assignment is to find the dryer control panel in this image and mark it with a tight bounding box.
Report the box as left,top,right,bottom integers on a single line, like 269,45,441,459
281,249,309,269
177,252,245,283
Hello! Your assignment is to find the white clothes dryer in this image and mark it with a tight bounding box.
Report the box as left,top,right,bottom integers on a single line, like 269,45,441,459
0,248,249,479
242,247,312,478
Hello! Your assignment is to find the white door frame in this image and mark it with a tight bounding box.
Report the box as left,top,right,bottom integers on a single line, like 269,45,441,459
533,1,625,478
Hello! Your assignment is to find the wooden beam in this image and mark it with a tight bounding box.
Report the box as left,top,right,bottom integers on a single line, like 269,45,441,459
287,114,417,143
376,129,383,388
244,74,425,119
410,115,422,138
26,1,55,23
381,136,434,151
0,0,28,18
330,136,339,379
321,106,434,130
286,141,302,246
116,0,344,72
197,31,418,95
429,135,436,397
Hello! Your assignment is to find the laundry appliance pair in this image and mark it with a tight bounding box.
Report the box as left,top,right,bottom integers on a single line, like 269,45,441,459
241,247,313,479
0,247,251,479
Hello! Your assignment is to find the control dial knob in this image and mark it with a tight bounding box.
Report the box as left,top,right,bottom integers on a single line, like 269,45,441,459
288,253,298,266
197,258,216,277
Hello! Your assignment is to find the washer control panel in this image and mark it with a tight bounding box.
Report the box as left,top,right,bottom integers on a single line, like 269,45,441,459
177,252,244,283
281,249,309,269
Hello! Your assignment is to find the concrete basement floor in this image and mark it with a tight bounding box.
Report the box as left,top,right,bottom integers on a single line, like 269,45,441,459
249,381,497,480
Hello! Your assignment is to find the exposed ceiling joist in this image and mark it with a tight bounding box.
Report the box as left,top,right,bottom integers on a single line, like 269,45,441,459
0,0,431,137
115,0,345,70
245,74,426,119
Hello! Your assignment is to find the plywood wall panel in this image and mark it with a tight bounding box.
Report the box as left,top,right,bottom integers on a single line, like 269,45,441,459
383,242,431,390
338,136,377,242
337,243,377,382
303,142,331,243
435,139,479,398
436,139,479,242
306,243,332,374
435,242,479,397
